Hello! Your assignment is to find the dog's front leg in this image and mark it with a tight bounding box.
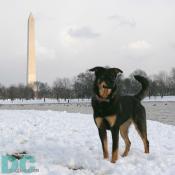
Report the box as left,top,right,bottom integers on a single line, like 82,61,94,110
98,128,109,159
111,126,119,163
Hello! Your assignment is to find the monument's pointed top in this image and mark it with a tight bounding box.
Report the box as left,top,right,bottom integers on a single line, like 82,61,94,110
29,12,34,17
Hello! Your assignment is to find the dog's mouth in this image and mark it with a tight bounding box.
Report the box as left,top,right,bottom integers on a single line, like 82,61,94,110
98,81,112,99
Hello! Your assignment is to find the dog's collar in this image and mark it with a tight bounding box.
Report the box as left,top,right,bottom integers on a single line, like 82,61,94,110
95,89,118,103
95,95,110,102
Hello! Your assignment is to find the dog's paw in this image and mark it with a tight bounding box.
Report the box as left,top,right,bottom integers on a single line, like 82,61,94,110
121,152,128,157
111,159,116,163
103,155,109,160
111,157,118,163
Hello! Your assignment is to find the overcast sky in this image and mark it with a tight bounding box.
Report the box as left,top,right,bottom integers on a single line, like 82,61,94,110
0,0,175,86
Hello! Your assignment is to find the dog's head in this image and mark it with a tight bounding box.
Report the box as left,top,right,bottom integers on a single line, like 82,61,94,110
89,66,123,99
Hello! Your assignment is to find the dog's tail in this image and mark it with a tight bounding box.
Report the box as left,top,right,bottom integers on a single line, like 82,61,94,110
134,75,149,101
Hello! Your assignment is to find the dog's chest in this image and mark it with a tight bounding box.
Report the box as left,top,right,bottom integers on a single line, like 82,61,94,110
95,101,117,116
95,115,117,128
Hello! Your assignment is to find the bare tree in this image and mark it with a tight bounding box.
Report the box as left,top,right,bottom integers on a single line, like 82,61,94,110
52,78,72,100
169,67,175,95
73,71,94,99
153,71,169,97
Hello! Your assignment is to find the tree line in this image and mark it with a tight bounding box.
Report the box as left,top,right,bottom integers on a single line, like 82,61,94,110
0,67,175,101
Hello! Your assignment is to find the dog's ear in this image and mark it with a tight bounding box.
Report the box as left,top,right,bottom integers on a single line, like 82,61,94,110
109,68,123,77
89,66,105,72
89,67,105,76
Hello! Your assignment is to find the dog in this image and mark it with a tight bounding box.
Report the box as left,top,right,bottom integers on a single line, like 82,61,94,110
89,66,149,163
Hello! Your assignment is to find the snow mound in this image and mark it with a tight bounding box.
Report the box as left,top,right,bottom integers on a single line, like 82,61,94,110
0,110,174,175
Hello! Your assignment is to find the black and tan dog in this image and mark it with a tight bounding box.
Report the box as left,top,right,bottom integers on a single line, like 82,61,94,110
89,66,149,163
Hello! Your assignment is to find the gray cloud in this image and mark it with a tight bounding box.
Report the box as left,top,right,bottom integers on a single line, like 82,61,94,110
67,26,100,39
108,14,136,27
170,42,175,49
0,0,174,85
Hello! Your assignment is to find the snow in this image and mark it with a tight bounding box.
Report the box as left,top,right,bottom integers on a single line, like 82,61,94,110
0,110,175,175
144,96,175,102
0,98,91,105
1,96,175,105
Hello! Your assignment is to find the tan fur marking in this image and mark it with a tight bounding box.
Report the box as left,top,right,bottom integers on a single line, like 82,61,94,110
95,117,103,128
133,121,149,153
103,136,109,159
98,81,112,98
120,119,132,157
111,149,118,163
105,115,117,127
143,137,149,153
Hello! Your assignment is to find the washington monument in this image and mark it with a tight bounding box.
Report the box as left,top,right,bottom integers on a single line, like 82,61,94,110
27,13,36,87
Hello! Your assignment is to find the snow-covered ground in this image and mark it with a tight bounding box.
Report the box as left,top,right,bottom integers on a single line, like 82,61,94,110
144,96,175,102
0,96,175,105
0,98,91,105
0,110,174,175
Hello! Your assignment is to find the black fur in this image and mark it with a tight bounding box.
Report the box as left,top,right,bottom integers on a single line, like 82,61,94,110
90,66,149,163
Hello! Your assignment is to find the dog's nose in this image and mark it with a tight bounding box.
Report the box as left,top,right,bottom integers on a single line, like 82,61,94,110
103,85,108,89
103,84,112,89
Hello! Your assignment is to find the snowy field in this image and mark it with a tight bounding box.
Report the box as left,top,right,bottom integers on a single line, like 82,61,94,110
0,98,90,105
0,98,175,126
0,110,175,175
144,96,175,102
0,96,175,105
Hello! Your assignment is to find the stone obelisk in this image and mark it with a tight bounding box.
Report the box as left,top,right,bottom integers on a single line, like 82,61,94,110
27,13,36,87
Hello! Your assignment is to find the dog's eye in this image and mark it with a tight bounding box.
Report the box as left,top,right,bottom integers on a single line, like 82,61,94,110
109,77,115,82
99,76,105,80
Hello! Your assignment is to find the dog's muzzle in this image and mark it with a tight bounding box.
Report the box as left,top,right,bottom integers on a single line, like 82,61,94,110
102,84,114,89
